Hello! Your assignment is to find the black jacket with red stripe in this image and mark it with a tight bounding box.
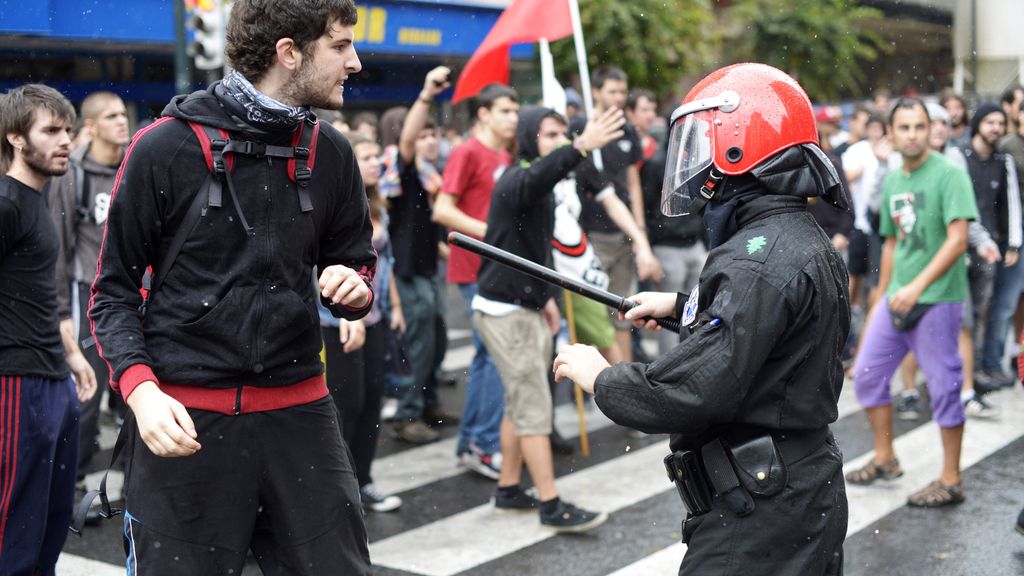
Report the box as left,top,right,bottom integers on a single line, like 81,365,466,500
89,85,376,399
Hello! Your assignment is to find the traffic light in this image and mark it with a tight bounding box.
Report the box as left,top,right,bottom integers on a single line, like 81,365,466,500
186,2,225,71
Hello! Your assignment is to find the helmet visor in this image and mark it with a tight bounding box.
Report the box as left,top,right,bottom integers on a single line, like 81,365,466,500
661,110,715,216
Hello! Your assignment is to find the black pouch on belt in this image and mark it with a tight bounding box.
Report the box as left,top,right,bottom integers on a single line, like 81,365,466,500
726,434,788,497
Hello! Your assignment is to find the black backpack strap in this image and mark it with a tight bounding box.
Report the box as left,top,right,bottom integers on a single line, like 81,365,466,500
139,174,212,315
70,413,134,534
199,124,227,209
289,119,318,213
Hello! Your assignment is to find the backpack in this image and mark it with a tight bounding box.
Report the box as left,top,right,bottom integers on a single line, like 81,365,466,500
139,117,320,310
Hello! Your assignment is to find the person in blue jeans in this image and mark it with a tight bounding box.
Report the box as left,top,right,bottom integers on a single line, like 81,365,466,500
433,84,521,478
455,282,506,478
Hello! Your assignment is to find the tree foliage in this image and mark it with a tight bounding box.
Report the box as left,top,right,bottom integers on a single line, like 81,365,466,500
550,0,716,100
722,0,888,101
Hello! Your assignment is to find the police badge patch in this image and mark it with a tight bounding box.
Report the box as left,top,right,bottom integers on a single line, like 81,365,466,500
682,286,700,327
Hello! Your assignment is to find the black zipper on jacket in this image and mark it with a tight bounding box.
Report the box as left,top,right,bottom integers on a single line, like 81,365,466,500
251,156,273,376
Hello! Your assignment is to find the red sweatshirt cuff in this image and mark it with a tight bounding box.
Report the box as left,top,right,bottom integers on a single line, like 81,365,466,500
117,363,158,401
342,287,374,312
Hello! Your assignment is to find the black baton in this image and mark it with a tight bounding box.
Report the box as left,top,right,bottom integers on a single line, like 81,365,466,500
448,232,681,334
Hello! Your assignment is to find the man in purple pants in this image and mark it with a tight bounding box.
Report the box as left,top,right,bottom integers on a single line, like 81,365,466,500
846,97,978,508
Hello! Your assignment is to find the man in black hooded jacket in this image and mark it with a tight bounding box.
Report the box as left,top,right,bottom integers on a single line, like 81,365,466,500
88,1,375,573
554,63,851,574
474,105,623,532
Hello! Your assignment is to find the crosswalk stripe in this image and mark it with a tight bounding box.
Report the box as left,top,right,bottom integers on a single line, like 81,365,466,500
369,441,672,576
606,542,687,576
56,552,125,576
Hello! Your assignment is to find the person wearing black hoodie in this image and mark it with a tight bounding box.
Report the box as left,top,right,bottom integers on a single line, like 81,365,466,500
88,1,375,573
554,64,851,574
475,105,623,533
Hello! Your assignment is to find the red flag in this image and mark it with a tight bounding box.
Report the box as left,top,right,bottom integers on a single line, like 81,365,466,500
452,0,572,103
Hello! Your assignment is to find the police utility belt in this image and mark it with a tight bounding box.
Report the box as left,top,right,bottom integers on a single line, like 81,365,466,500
663,427,831,518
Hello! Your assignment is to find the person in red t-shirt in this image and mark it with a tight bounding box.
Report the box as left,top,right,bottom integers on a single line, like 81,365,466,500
434,83,519,478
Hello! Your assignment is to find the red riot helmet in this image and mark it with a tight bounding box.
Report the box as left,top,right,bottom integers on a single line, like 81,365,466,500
661,63,829,216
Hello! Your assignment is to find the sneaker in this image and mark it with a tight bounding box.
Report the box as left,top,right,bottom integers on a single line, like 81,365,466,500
1016,507,1024,536
964,395,1000,419
973,370,1002,395
458,444,501,480
895,390,921,421
540,500,608,533
360,483,402,513
390,420,439,444
493,487,539,512
983,369,1016,389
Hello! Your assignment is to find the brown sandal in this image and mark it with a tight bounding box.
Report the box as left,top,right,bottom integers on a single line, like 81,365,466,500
907,480,965,508
844,458,904,485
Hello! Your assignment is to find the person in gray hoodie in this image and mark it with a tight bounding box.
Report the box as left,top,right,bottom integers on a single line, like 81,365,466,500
49,91,130,476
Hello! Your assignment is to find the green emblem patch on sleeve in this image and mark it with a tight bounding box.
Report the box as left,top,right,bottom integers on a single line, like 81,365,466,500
746,235,768,255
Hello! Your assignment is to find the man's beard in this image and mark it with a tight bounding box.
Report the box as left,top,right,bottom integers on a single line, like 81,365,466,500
22,140,68,177
281,58,336,111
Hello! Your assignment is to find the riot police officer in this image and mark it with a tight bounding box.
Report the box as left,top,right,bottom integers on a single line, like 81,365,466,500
553,63,851,575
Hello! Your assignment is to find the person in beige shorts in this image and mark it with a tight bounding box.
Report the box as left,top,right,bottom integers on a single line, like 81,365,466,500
472,105,623,532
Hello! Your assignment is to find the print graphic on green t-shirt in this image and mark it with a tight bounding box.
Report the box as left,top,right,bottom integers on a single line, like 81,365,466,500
746,235,767,255
890,191,928,253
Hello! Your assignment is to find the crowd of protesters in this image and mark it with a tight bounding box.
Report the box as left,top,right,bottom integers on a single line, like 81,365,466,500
5,22,1024,570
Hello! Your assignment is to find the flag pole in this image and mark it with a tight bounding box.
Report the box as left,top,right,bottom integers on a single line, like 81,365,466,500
567,0,603,171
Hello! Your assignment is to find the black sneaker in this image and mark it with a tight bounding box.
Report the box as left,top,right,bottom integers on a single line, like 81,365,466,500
539,500,608,533
493,488,539,512
1016,506,1024,536
973,371,1002,395
983,369,1016,389
360,483,402,513
895,390,920,421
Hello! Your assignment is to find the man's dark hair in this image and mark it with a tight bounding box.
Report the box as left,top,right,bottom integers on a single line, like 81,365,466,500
1001,85,1024,106
888,96,929,125
939,88,966,110
592,66,627,90
0,83,75,169
626,89,655,112
472,83,518,118
226,0,358,83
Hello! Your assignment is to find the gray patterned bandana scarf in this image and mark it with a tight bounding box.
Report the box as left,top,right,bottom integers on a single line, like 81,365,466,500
221,69,310,130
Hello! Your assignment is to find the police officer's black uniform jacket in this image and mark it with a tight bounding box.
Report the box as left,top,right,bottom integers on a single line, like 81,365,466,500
594,193,850,574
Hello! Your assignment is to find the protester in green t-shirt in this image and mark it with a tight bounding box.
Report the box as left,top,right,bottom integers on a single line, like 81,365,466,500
847,97,977,509
879,146,978,303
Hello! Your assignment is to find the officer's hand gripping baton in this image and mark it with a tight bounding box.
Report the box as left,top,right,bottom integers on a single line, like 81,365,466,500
447,232,681,334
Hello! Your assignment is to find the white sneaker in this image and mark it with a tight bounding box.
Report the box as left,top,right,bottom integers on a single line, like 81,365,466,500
380,398,398,421
964,395,999,419
360,483,402,512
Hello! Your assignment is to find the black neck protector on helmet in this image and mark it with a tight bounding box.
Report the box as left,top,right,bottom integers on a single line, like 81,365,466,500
699,144,849,248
